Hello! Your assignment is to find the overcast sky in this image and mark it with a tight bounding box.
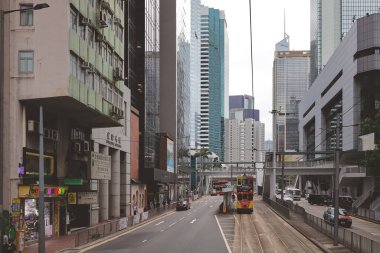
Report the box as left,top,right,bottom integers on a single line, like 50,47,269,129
202,0,310,140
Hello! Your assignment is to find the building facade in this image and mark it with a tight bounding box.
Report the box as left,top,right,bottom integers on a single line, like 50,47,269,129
199,6,229,160
310,0,380,84
229,95,260,122
273,45,310,152
0,0,129,240
224,119,265,166
300,12,380,204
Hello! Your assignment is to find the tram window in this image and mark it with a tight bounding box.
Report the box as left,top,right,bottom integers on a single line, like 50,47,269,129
242,194,247,200
237,194,242,200
248,194,253,200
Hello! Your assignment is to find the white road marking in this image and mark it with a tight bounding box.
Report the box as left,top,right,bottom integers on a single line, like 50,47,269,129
142,240,147,243
155,221,165,226
210,205,213,208
169,222,177,227
215,215,232,253
190,219,197,224
187,213,191,216
160,229,164,232
179,217,185,221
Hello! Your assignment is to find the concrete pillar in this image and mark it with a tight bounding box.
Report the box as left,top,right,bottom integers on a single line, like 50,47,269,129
299,175,302,191
99,146,109,221
110,149,120,218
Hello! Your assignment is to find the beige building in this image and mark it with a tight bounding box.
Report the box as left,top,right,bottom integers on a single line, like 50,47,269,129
0,0,130,239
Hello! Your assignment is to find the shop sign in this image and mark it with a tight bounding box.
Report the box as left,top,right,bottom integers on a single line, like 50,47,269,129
63,178,83,185
106,131,122,148
77,192,98,205
90,152,111,180
11,198,21,214
68,192,77,205
18,185,68,198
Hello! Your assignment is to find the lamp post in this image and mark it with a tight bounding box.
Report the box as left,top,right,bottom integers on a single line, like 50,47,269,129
0,4,49,253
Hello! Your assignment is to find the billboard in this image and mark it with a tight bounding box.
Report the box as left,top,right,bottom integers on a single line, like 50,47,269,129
167,139,174,173
89,152,111,180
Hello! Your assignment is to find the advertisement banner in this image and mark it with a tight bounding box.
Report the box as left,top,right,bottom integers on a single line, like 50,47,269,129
90,152,111,180
141,211,149,221
167,139,174,173
68,193,77,205
133,214,140,225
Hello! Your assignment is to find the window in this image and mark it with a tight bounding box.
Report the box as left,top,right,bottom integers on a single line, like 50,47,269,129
70,9,77,31
19,51,34,73
20,4,33,26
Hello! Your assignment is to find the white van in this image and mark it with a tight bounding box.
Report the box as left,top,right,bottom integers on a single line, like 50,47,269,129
286,188,301,201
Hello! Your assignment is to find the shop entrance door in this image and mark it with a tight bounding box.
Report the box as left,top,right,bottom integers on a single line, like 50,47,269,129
59,206,66,236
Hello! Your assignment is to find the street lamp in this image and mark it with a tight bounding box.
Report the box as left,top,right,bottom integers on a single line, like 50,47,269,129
0,3,49,253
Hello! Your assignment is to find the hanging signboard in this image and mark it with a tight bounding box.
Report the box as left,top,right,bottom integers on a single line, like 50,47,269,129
77,192,98,205
89,152,111,180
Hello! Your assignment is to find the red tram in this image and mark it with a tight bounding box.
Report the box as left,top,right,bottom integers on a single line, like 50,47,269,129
236,175,254,214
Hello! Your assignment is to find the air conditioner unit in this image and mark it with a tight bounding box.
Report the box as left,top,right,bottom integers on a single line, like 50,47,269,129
27,120,38,132
113,17,121,25
81,62,91,69
43,128,51,139
51,130,59,141
113,67,123,81
117,109,124,119
80,17,91,26
83,141,90,152
96,34,106,43
99,10,108,28
87,64,96,73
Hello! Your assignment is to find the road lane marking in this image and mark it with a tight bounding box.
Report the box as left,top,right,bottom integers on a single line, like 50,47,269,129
142,240,147,243
78,211,175,252
210,205,213,208
169,222,177,227
190,219,197,224
187,213,191,216
179,217,185,221
155,221,165,226
215,215,232,253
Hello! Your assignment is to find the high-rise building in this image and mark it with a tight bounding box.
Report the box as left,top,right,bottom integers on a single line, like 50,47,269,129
0,0,129,237
160,0,192,199
224,119,265,165
310,0,380,84
190,0,201,150
229,95,260,121
199,6,229,160
273,35,310,152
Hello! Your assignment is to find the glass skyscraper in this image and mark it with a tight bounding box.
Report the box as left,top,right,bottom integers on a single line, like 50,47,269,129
199,6,229,160
310,0,380,84
273,45,310,152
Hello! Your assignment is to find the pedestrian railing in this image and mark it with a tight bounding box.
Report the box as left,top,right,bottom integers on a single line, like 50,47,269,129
73,203,177,247
305,211,380,253
263,195,290,219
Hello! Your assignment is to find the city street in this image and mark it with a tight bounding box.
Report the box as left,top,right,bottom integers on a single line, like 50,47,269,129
79,196,324,253
81,196,229,253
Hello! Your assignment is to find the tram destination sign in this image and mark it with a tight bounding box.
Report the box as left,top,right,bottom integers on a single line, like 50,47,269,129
89,152,111,180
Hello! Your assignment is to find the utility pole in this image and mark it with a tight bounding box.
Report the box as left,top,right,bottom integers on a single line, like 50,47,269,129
333,114,341,246
270,110,278,199
281,155,285,201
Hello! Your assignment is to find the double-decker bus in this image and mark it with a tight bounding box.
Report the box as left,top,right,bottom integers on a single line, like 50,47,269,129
236,175,254,214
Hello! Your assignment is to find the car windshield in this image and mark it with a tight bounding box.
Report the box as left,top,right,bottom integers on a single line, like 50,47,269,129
330,208,348,215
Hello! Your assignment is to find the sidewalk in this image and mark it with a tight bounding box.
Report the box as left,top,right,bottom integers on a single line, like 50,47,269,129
23,197,201,253
25,234,75,253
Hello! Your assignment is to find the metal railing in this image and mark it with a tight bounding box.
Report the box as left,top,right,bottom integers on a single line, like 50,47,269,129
263,195,290,219
305,212,380,253
74,203,176,247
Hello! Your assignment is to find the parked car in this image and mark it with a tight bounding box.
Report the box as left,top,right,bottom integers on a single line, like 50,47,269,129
308,194,331,206
176,200,190,211
323,207,352,228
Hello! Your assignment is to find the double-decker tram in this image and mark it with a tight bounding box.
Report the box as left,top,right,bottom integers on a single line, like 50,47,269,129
236,175,254,214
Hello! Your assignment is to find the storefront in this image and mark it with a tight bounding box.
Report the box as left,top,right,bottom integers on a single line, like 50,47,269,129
18,185,68,242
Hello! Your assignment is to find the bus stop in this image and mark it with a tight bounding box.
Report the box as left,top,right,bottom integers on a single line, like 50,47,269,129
220,187,234,214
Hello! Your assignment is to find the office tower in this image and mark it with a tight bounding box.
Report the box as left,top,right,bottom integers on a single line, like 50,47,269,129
273,34,310,152
310,0,380,84
229,94,260,121
190,0,201,150
160,0,192,199
224,119,265,165
0,0,129,237
199,6,229,160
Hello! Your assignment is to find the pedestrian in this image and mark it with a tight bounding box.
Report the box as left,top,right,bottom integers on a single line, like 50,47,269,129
167,196,171,206
133,204,137,215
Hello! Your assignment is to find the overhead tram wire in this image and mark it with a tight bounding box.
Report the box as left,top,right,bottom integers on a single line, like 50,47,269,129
249,0,254,101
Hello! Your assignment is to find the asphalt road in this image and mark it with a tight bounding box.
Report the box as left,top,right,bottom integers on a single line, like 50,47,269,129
82,196,229,253
295,198,380,242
